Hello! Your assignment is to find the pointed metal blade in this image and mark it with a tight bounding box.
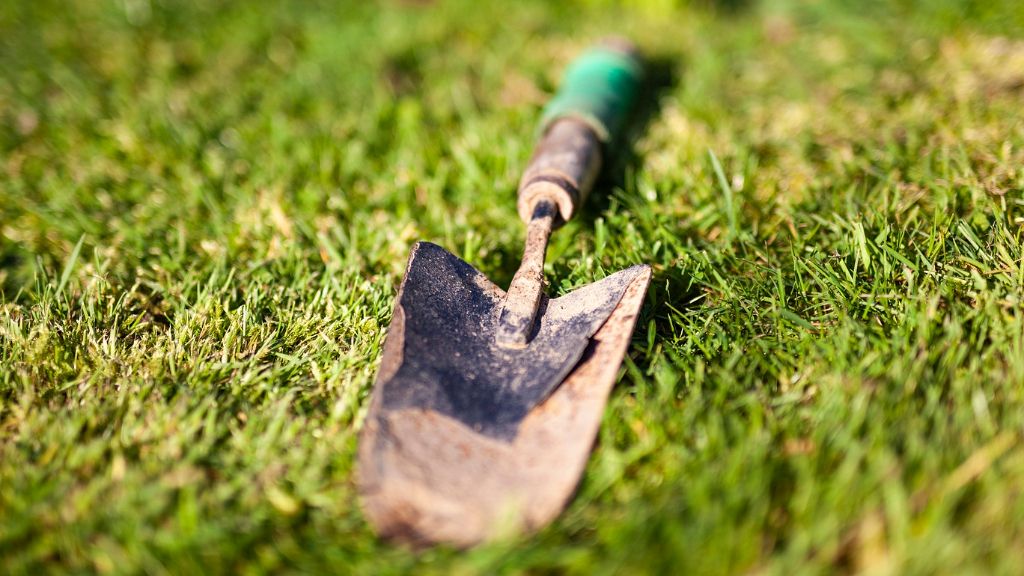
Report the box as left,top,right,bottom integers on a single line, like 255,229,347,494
358,247,651,547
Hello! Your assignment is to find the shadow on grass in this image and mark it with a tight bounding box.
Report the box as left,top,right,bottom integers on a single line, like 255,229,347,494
573,54,710,321
647,262,704,324
574,52,680,227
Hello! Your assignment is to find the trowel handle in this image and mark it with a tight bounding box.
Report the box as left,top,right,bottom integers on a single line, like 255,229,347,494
517,39,644,225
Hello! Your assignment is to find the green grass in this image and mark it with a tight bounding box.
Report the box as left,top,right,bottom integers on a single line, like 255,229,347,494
2,0,1024,573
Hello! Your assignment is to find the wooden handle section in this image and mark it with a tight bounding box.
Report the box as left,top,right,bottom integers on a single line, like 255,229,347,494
516,119,602,224
516,40,644,225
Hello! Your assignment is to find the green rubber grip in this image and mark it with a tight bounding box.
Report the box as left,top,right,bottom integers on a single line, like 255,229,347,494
539,42,644,145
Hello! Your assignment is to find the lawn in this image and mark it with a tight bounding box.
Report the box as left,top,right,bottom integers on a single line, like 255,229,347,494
2,0,1024,573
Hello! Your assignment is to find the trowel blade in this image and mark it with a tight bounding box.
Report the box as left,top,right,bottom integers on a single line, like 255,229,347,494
374,241,647,442
357,243,651,547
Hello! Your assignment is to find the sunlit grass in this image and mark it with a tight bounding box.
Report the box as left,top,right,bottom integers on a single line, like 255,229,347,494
2,0,1023,573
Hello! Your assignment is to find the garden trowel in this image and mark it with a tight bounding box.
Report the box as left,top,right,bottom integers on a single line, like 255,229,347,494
358,40,651,547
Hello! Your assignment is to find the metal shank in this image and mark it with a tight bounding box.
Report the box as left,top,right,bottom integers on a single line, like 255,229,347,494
499,119,604,347
495,200,557,348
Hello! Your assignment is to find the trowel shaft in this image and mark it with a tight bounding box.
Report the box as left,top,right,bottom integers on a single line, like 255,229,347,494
496,40,644,347
496,120,603,347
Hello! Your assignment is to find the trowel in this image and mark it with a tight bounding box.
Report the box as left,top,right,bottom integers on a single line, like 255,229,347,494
358,40,652,547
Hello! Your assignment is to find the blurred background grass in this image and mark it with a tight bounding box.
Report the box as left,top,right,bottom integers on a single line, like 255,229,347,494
2,0,1023,574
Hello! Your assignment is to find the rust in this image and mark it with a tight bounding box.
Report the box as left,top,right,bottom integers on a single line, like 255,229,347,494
495,199,557,348
358,265,651,547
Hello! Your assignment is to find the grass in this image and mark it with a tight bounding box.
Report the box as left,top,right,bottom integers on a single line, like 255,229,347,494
2,0,1024,573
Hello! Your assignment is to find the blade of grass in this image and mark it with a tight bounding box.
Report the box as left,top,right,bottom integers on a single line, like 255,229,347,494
56,235,85,298
708,149,737,242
